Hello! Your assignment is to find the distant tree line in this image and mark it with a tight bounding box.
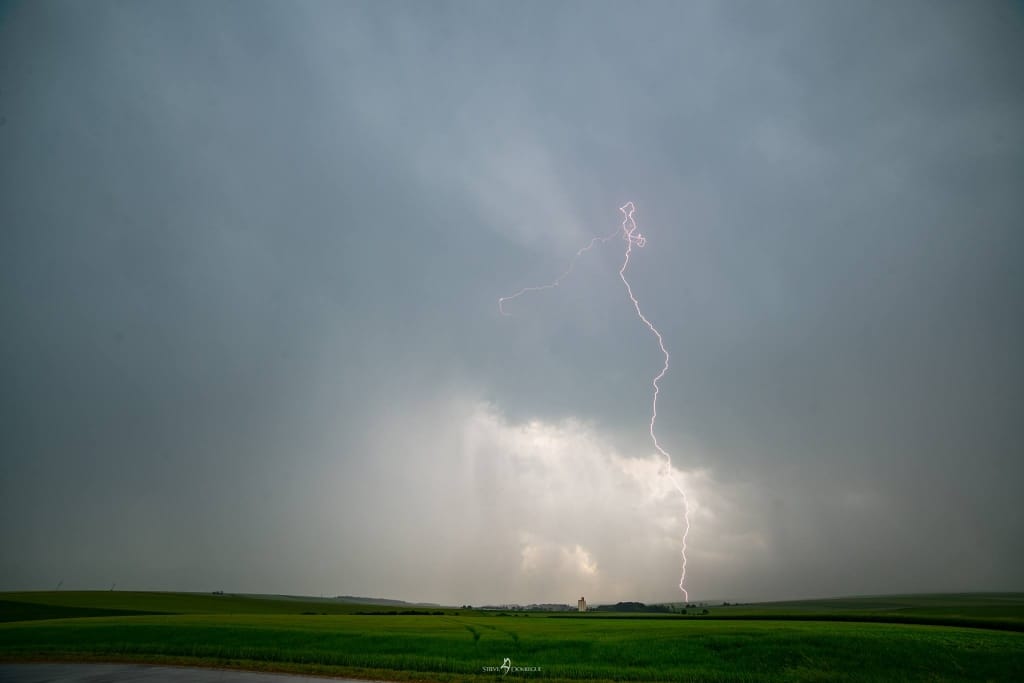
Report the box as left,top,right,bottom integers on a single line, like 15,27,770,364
593,602,673,613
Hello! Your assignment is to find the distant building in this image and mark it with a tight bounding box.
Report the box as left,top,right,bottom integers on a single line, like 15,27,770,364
578,596,587,612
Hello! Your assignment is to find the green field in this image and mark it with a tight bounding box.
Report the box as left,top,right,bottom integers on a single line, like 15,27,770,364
2,591,1023,682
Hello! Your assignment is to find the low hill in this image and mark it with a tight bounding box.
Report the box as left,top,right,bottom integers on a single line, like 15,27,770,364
0,591,440,622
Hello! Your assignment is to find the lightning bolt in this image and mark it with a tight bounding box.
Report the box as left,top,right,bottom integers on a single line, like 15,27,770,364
616,201,689,601
499,202,690,601
498,228,620,316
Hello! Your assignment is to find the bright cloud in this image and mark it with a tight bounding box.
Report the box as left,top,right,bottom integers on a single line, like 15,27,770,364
351,397,752,605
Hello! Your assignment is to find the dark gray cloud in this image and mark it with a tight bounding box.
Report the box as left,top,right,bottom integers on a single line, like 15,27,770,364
1,0,1021,603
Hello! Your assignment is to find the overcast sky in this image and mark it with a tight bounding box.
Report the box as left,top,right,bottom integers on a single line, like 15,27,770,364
1,1,1022,605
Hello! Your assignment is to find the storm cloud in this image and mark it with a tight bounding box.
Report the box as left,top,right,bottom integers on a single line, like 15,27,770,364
1,0,1022,604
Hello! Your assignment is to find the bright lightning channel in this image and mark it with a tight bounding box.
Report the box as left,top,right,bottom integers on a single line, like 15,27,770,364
498,228,620,316
499,202,690,601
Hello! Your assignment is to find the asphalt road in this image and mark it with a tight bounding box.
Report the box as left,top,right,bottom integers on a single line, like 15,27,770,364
0,663,381,683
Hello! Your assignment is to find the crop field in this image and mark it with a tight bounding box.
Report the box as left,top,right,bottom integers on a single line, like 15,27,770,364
1,592,1023,682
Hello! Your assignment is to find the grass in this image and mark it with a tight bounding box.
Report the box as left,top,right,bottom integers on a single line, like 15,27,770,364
2,591,1023,681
